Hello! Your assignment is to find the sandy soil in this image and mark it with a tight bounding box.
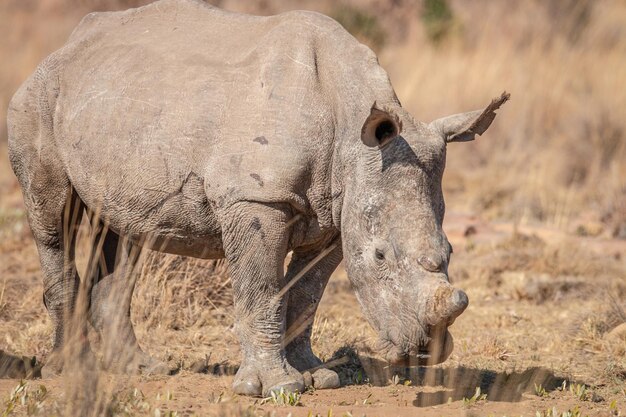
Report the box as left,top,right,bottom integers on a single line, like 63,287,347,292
1,146,625,416
1,0,626,415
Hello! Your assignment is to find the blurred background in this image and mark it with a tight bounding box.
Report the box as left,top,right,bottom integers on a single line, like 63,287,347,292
0,1,625,415
2,0,625,233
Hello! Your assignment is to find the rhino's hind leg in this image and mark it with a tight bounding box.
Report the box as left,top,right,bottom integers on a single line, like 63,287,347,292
24,186,93,376
8,75,94,375
221,202,304,397
86,220,170,375
284,244,342,389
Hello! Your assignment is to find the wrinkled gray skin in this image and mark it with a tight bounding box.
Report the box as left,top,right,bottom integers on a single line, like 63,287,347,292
7,0,508,396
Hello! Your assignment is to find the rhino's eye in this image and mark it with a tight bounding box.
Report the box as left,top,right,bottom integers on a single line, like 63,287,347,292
375,249,385,261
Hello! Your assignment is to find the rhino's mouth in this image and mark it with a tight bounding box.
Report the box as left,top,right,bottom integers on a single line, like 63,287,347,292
380,329,453,366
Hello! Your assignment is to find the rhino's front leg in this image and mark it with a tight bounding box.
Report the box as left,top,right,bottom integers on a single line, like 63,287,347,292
284,244,342,371
221,202,303,396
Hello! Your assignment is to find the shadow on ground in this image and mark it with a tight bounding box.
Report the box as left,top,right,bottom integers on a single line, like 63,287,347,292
406,365,566,406
183,346,570,406
327,347,568,407
0,350,40,379
2,345,569,408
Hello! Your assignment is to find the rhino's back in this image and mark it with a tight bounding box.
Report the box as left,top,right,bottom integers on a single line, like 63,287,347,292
40,0,353,242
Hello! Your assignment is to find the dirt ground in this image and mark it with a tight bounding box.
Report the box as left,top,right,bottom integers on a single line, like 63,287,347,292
1,1,626,415
1,143,625,416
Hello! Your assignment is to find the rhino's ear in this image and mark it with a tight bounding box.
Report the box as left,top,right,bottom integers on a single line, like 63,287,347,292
361,102,403,148
430,92,510,143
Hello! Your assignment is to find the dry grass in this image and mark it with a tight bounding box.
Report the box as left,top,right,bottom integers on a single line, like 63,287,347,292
1,1,626,416
384,0,626,232
1,1,625,231
134,255,231,331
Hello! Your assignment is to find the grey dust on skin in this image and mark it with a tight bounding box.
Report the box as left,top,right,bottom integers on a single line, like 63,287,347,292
6,0,508,397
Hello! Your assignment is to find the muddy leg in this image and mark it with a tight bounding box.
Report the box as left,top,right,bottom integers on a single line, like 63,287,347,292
86,221,169,374
284,243,342,388
221,202,303,396
24,187,92,376
8,67,94,376
284,244,342,369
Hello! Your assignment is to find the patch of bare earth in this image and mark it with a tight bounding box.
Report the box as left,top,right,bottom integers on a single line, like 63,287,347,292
0,146,625,416
1,0,626,415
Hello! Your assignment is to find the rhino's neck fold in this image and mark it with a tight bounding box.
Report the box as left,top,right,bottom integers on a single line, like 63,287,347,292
310,29,400,232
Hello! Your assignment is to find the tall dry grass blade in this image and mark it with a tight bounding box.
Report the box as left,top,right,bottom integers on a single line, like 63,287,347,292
276,241,339,301
283,309,315,348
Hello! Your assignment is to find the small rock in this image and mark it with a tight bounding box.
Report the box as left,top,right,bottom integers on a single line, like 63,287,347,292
312,368,340,389
302,371,313,388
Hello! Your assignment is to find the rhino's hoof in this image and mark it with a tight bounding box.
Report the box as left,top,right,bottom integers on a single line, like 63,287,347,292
137,352,175,375
105,351,172,375
264,378,305,397
302,371,313,388
233,379,262,396
40,363,61,379
139,360,173,376
312,368,340,389
41,346,96,378
41,352,63,378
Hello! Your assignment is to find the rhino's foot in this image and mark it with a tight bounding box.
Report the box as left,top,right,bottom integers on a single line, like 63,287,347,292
311,368,341,389
102,348,172,375
41,345,97,378
40,357,63,379
285,339,340,389
232,359,304,397
286,341,340,390
232,363,262,396
286,340,323,372
135,352,172,375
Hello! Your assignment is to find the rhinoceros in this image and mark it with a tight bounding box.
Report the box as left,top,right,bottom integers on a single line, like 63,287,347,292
7,0,508,396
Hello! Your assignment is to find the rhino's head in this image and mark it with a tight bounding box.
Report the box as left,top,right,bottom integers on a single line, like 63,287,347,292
340,93,509,365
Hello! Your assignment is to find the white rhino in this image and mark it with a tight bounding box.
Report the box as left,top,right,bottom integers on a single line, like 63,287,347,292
7,0,508,396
